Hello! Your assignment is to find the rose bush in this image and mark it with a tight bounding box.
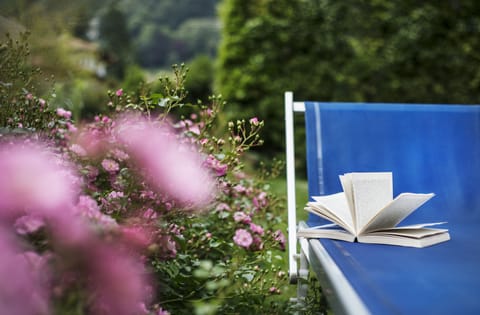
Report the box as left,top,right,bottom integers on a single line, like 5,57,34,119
0,35,293,314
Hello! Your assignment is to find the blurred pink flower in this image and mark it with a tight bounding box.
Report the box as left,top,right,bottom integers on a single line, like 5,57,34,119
74,195,117,228
116,116,215,207
233,229,253,248
72,128,109,158
88,245,151,315
14,214,45,235
120,225,152,249
0,143,79,216
116,88,123,96
0,228,49,315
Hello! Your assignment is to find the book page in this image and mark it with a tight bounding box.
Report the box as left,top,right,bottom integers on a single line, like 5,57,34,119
297,226,356,242
360,192,435,234
350,172,393,232
357,230,450,248
364,227,448,239
309,192,355,235
339,174,355,228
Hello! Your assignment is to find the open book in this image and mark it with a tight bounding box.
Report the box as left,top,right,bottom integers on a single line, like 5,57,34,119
297,172,450,247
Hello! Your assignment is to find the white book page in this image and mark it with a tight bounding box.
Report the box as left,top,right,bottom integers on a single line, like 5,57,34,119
365,227,448,238
360,192,435,234
297,227,356,242
357,231,450,248
310,192,355,235
339,174,356,229
351,172,393,232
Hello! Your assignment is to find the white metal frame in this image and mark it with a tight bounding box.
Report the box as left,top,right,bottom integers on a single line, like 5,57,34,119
284,92,370,314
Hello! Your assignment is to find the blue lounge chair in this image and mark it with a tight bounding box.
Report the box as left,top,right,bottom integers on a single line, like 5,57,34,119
285,91,480,314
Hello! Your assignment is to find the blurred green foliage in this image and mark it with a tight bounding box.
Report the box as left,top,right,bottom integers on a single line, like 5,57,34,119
121,0,220,68
217,0,480,158
0,0,219,120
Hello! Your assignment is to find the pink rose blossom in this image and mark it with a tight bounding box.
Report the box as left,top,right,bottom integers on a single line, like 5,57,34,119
269,286,280,294
157,308,171,315
107,191,124,199
143,208,157,220
56,108,72,119
204,155,228,177
102,158,120,173
112,148,129,161
249,222,264,236
233,184,247,195
249,117,259,126
74,195,117,228
251,235,264,250
215,203,231,211
233,228,253,248
233,211,251,224
273,230,286,251
253,192,268,210
69,144,87,157
66,122,77,132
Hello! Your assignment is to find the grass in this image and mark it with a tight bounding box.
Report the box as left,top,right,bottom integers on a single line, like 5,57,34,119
268,176,332,314
269,176,309,222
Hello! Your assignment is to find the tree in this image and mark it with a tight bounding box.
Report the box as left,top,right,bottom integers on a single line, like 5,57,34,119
216,0,480,157
98,3,132,79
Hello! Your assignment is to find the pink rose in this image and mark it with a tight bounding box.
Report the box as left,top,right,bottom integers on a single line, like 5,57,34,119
233,229,253,248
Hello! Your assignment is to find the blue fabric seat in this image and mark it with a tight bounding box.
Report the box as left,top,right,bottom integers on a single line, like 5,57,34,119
285,92,480,314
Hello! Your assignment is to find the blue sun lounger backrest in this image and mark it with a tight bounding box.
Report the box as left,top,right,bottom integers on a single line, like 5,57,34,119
304,102,480,227
300,101,480,314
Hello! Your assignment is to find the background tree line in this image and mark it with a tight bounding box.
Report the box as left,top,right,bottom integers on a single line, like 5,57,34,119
2,0,480,159
217,0,480,158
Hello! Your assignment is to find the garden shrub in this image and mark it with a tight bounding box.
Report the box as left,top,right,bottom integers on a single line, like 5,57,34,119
0,35,293,315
